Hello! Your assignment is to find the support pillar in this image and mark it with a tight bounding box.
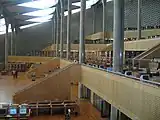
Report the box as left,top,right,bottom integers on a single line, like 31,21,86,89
137,0,142,40
60,0,64,58
54,14,57,44
111,106,118,120
15,24,20,56
78,82,82,99
102,0,106,43
113,0,124,72
51,17,54,44
15,31,18,56
67,0,72,60
90,91,94,104
5,20,9,69
79,0,86,64
92,5,96,33
11,25,14,56
56,7,60,57
101,100,110,118
112,0,124,119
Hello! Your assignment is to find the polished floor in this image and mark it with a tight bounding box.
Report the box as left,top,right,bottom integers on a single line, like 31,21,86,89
0,73,35,103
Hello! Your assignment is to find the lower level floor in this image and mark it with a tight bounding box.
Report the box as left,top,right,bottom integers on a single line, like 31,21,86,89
32,100,106,120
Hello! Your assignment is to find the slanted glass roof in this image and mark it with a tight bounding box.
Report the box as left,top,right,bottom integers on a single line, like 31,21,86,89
18,0,58,9
0,0,112,35
23,8,56,16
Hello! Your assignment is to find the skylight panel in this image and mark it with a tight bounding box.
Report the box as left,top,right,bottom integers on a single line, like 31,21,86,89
0,19,5,26
18,0,58,9
23,8,55,16
107,0,113,2
72,2,81,6
20,23,41,29
72,0,99,9
26,15,52,22
64,11,68,16
72,8,81,14
0,25,11,35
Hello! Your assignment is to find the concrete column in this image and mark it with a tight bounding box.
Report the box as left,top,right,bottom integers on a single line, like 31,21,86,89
118,111,122,120
67,0,72,60
113,0,124,72
11,26,14,56
137,0,142,40
60,0,64,58
111,106,118,120
101,100,111,118
102,0,106,43
5,21,9,69
54,14,57,44
90,91,94,104
79,0,86,64
78,82,82,99
56,7,60,57
92,5,96,33
15,31,18,56
51,17,54,44
112,0,124,119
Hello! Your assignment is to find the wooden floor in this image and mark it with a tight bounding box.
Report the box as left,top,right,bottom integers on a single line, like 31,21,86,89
0,73,107,120
0,73,37,103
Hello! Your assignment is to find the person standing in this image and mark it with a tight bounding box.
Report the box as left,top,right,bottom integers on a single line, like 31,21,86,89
12,70,16,79
31,72,36,81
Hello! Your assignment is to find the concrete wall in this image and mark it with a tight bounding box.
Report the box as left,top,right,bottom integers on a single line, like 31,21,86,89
0,0,160,58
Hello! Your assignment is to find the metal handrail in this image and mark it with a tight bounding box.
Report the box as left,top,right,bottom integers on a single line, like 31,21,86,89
82,64,160,87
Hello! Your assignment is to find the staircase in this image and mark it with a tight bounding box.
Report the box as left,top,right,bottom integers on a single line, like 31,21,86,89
134,42,160,60
25,58,60,79
133,42,160,67
13,63,81,104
